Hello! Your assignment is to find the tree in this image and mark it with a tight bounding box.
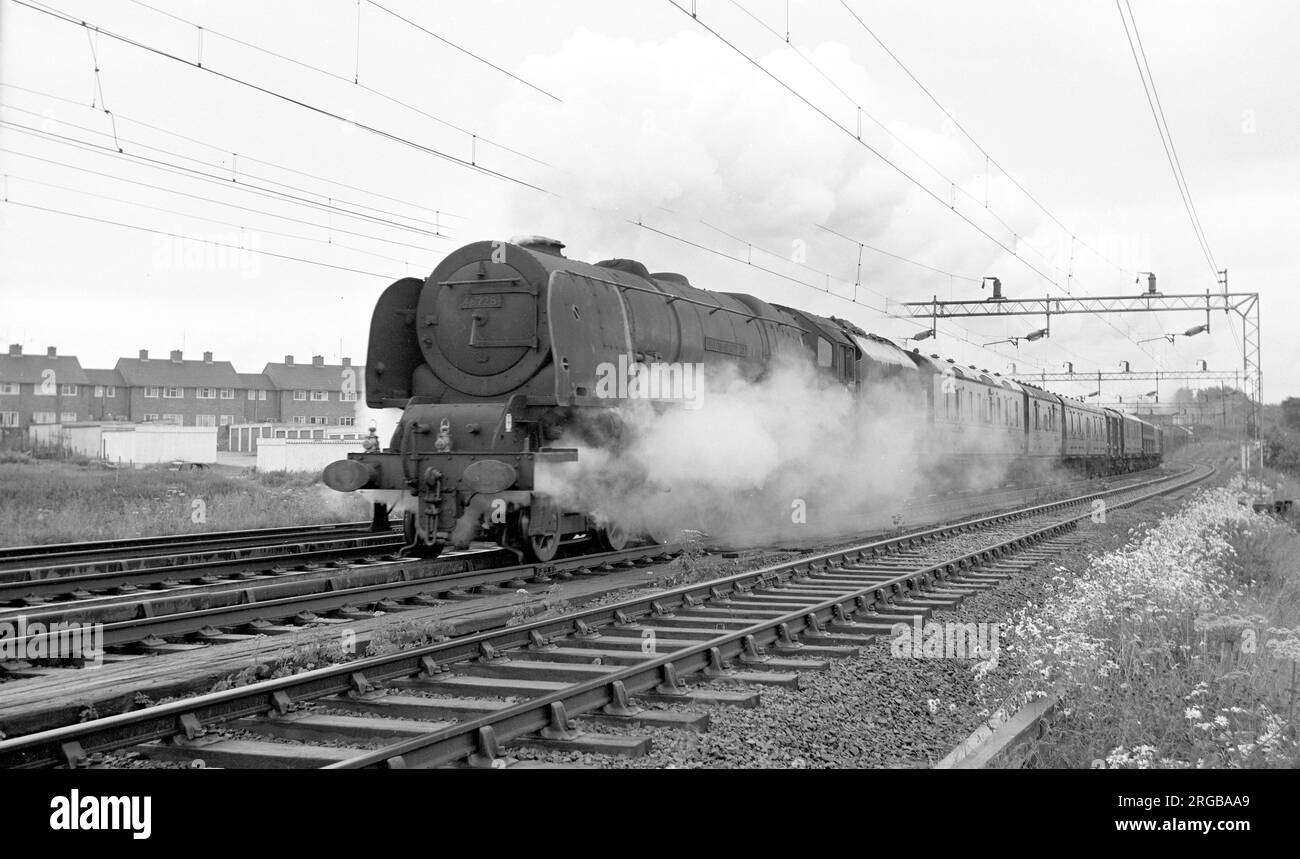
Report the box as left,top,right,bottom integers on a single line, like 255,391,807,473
1282,397,1300,432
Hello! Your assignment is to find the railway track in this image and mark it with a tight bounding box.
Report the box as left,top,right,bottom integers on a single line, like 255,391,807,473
0,468,1171,649
0,519,396,571
0,541,680,656
0,462,1211,769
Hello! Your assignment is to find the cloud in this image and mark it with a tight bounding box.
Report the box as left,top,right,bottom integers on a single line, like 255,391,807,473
492,27,1045,295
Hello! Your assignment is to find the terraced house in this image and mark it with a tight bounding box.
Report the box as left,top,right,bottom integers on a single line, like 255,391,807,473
0,345,91,429
262,355,362,428
114,350,245,428
0,345,362,433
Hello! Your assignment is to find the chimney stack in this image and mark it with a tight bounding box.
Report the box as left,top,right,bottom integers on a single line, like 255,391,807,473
139,349,149,361
342,357,351,368
203,351,213,364
311,355,324,368
170,350,183,363
46,346,57,357
8,344,21,357
284,355,294,366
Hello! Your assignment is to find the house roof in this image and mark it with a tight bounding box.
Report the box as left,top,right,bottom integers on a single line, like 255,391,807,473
262,361,364,391
236,373,273,389
84,368,126,387
115,357,241,388
0,354,90,385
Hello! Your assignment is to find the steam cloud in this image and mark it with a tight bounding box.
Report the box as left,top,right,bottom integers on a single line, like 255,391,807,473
480,27,1082,547
537,355,1027,548
492,28,1062,301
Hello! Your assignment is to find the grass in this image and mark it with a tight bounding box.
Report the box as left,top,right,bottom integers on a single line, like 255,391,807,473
207,617,455,692
0,460,371,546
1005,472,1300,768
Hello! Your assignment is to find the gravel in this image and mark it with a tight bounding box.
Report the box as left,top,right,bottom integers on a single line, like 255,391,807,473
507,485,1205,769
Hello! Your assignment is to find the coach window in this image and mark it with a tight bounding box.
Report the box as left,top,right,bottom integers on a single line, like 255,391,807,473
816,338,833,368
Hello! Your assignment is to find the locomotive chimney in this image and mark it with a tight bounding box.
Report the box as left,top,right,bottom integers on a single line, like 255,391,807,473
511,235,566,257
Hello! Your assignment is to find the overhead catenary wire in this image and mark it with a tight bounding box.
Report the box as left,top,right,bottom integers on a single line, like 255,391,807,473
1115,0,1219,281
725,0,1075,285
836,0,1133,280
362,0,562,103
0,118,451,242
0,146,440,256
3,197,396,278
6,0,1093,374
1,98,459,243
635,219,1046,372
8,5,1006,320
4,171,419,267
121,0,551,168
1,82,464,224
672,0,1173,373
12,0,551,194
750,0,1170,368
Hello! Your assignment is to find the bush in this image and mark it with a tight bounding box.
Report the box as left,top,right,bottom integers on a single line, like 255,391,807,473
1004,477,1300,768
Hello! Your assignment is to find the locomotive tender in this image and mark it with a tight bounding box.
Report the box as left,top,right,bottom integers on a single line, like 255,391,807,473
324,236,1163,561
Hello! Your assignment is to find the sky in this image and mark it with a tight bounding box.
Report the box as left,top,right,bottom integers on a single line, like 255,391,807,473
1,0,1294,404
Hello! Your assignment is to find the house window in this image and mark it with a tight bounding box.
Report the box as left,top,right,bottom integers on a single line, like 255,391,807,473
310,390,326,401
163,386,183,398
59,384,78,395
219,415,234,426
308,416,329,425
339,390,358,402
293,416,306,424
339,416,356,426
61,412,77,422
94,385,104,397
247,389,257,401
293,390,307,401
0,412,18,426
0,382,17,395
197,388,215,399
107,386,116,397
220,388,234,399
143,413,160,422
33,412,56,424
196,414,217,427
259,390,267,401
162,414,184,425
145,386,161,398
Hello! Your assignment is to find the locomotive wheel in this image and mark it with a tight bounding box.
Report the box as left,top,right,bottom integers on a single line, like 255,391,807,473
526,530,560,563
513,509,561,563
594,522,630,552
403,512,444,559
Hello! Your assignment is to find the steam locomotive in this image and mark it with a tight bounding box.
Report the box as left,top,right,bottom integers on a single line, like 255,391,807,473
323,236,1163,561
